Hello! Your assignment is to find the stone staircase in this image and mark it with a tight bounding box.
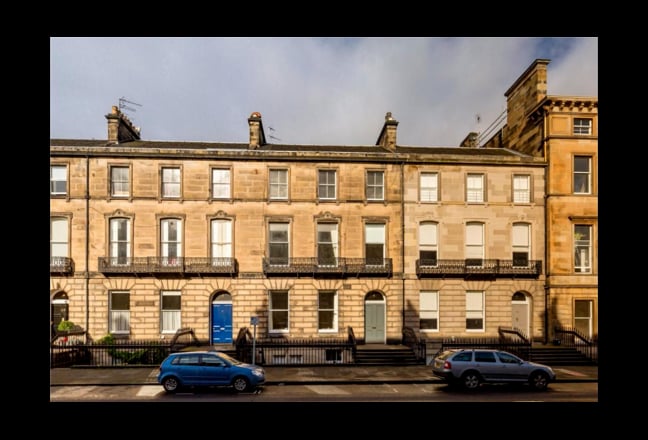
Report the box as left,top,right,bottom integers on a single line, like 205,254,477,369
354,344,424,365
528,345,597,366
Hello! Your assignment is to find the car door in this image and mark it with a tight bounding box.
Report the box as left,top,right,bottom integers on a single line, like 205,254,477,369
199,353,230,385
175,353,203,385
496,351,528,381
473,351,500,380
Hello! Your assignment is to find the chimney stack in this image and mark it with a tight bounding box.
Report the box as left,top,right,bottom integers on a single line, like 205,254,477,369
105,105,141,144
376,112,398,151
248,111,266,149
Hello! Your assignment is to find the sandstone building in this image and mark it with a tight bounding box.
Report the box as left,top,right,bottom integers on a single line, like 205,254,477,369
50,59,596,346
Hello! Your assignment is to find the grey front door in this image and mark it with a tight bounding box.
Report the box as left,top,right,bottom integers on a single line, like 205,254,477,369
364,302,385,343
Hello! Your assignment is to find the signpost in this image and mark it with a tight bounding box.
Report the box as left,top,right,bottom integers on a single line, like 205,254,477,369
250,316,258,365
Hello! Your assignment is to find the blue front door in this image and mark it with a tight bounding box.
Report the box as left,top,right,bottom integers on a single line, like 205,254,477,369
211,303,233,344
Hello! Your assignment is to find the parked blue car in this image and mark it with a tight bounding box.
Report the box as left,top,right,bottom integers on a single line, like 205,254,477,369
157,351,265,393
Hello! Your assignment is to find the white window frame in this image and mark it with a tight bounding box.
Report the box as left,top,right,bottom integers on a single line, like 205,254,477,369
420,172,438,202
513,174,530,203
161,167,181,198
365,223,386,266
419,222,438,267
50,164,67,196
573,118,592,135
318,170,336,200
465,222,484,266
161,290,181,334
269,169,288,200
268,222,290,265
211,168,231,199
317,222,339,266
318,290,338,333
512,223,530,267
110,165,130,198
366,170,384,201
573,156,592,194
51,217,69,259
466,173,484,203
466,291,485,332
161,219,182,266
269,290,289,334
109,291,130,334
211,219,232,260
574,224,592,273
419,290,439,332
109,218,131,265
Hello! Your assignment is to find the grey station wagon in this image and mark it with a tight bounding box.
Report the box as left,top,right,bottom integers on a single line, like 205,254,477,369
431,348,556,390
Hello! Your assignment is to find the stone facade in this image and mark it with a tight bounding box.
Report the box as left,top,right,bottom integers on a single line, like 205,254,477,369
51,59,596,345
483,59,598,341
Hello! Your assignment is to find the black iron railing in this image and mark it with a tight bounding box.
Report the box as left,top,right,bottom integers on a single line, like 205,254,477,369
98,257,238,275
416,259,542,278
553,325,598,364
402,326,427,361
50,256,74,274
263,257,393,277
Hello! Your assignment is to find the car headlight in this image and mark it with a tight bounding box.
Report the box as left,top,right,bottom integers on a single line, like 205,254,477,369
252,369,264,377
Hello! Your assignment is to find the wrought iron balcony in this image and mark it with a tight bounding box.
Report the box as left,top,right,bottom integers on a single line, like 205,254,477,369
50,256,74,274
262,257,393,277
98,257,238,275
416,259,542,279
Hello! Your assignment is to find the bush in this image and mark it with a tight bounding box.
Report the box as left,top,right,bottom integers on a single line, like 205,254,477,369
57,320,75,331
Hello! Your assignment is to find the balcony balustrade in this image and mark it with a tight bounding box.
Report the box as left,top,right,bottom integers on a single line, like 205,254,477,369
50,257,74,274
98,257,238,275
416,259,542,278
263,257,393,277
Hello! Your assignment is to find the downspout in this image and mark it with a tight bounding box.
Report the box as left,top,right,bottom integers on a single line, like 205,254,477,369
85,155,90,342
400,162,405,330
542,112,549,345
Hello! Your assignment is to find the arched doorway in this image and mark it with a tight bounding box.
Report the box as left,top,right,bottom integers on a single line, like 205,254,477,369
364,291,385,344
511,291,531,338
211,292,233,344
51,291,69,327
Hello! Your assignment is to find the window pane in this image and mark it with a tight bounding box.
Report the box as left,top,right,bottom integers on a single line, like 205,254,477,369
111,292,130,310
420,172,438,202
513,175,530,203
212,169,231,198
270,170,288,199
318,170,336,199
367,171,384,200
51,165,67,194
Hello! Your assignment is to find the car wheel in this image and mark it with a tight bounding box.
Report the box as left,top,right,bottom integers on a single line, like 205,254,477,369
232,376,251,393
529,371,549,391
162,376,180,393
461,371,482,390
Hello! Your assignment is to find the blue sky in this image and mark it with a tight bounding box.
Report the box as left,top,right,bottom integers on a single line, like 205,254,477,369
50,37,597,147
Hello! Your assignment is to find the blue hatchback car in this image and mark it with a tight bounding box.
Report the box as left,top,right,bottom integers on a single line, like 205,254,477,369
157,351,266,393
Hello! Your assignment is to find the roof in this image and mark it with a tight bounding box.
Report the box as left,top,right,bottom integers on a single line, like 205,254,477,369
50,138,540,163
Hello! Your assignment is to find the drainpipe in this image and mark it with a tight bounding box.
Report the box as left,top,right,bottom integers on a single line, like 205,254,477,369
542,112,549,345
85,155,90,342
400,162,405,331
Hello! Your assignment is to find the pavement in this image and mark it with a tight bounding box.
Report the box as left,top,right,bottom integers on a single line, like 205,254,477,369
50,363,598,387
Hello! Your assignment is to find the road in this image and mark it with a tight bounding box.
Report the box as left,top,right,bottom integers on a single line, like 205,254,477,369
50,381,598,403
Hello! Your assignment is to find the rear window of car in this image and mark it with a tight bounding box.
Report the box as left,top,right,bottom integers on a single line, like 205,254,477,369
172,354,200,365
437,350,457,360
452,352,473,362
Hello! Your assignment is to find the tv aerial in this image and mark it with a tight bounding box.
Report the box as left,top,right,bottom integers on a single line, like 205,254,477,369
119,97,142,120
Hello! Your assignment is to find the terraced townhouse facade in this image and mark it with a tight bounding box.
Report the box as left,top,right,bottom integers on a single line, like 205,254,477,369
50,59,596,346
